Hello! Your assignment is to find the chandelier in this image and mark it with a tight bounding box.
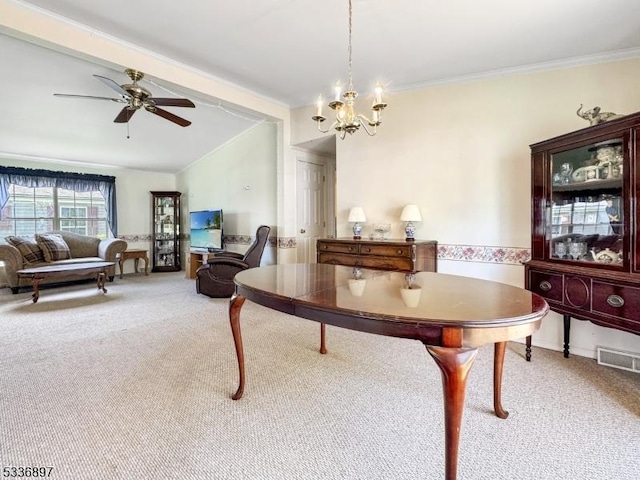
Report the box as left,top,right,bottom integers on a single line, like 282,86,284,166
311,0,387,139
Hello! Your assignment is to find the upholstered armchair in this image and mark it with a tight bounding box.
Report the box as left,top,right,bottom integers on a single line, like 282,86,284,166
195,225,271,298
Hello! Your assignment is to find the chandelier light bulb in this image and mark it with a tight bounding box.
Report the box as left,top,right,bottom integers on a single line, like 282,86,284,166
334,83,342,102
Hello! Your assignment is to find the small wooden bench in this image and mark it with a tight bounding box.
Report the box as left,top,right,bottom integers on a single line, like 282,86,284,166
16,261,116,303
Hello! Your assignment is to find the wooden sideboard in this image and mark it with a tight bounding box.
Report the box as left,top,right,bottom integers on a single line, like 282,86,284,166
316,238,437,273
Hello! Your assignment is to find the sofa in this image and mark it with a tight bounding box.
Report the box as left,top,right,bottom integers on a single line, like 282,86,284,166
0,230,127,293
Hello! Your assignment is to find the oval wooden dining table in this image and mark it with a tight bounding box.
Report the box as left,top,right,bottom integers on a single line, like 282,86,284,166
228,263,549,480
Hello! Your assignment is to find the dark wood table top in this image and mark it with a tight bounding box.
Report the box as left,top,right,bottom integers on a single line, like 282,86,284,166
234,263,548,347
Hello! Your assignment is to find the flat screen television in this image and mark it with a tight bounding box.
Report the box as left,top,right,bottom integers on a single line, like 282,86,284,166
189,209,223,250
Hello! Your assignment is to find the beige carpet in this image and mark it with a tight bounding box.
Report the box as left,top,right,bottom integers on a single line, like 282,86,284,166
0,272,638,480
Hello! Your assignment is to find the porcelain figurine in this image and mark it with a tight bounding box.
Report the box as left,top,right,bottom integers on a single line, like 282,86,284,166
576,104,624,126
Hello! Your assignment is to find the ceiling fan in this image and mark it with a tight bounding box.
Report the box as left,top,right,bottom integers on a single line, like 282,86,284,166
54,68,195,127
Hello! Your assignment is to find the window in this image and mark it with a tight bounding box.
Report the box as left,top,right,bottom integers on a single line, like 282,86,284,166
0,166,117,238
0,186,109,238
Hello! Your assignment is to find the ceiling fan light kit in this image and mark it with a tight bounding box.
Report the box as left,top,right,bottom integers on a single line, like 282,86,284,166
54,68,195,127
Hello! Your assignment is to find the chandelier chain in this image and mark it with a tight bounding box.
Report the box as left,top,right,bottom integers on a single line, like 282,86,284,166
347,0,353,90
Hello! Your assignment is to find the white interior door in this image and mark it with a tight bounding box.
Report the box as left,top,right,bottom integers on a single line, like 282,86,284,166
297,159,325,263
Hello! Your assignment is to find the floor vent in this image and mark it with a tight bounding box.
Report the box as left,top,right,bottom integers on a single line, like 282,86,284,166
597,347,640,373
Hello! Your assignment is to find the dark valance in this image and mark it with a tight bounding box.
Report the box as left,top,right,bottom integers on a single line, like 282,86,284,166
0,166,118,236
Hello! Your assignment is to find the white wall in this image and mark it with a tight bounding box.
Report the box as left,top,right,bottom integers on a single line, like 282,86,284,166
176,121,278,264
290,57,640,359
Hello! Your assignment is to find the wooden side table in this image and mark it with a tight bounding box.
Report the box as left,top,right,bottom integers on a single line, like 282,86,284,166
117,249,149,278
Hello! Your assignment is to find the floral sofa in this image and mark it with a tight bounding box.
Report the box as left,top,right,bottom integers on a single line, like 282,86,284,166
0,230,127,293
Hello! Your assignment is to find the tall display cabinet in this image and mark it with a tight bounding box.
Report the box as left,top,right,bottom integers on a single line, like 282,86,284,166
524,111,640,360
151,191,181,272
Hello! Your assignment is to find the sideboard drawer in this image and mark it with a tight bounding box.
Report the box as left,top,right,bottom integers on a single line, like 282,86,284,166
592,281,640,323
360,244,412,257
528,270,563,303
317,242,359,254
359,255,412,271
317,252,359,267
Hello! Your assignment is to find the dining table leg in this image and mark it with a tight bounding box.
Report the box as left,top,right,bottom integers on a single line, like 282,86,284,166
319,323,327,354
229,293,246,400
493,342,509,419
425,345,478,480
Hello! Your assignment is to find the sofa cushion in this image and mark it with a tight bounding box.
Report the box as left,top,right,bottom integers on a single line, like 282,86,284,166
35,233,72,262
4,236,45,264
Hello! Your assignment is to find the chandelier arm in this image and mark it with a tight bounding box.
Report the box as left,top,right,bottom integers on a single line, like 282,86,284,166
358,119,377,137
356,113,381,127
316,120,339,134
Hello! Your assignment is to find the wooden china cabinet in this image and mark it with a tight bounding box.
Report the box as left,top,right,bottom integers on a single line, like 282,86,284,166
524,111,640,360
151,191,181,272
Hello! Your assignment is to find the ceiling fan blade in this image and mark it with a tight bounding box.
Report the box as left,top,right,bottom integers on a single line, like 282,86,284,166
114,107,136,123
54,93,126,103
149,98,195,108
149,107,191,127
94,75,131,98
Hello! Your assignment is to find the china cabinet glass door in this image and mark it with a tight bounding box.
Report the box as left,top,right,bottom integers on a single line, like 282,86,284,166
549,138,624,266
151,191,181,272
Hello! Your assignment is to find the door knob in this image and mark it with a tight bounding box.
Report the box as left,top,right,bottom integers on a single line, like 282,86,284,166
300,229,306,234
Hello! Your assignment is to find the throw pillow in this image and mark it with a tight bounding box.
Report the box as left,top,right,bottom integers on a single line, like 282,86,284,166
4,236,46,264
35,233,72,262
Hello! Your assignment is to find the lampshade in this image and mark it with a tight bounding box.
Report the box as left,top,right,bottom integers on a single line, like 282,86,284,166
400,204,422,222
348,207,367,222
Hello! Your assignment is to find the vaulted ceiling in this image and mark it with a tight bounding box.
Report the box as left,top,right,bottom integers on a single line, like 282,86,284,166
2,0,640,173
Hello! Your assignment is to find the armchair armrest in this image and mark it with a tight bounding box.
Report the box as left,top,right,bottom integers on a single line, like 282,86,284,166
98,238,128,262
198,257,250,277
207,251,244,262
0,243,25,289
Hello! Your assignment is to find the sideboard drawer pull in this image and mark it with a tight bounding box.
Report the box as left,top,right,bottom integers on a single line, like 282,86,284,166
397,250,403,255
539,281,552,292
606,295,625,308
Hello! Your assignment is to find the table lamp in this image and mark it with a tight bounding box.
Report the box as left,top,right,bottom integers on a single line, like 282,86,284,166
348,207,366,239
400,204,422,241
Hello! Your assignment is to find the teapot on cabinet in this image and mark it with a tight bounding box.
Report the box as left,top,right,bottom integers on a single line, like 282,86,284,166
590,248,621,264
